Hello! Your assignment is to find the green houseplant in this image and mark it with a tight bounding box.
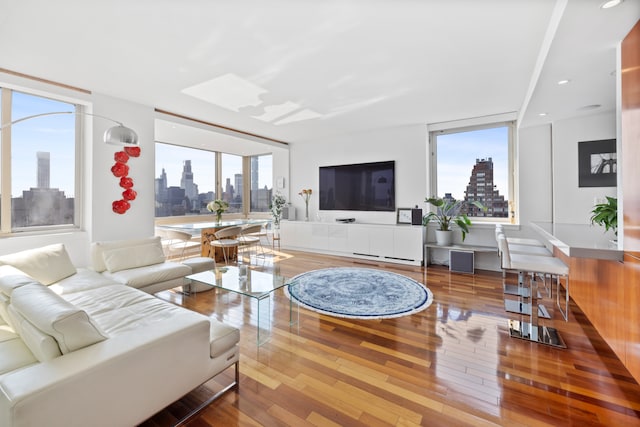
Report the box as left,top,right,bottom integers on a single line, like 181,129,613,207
422,196,486,244
590,196,618,237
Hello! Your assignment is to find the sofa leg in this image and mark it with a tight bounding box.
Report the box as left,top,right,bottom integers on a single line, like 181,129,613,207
173,362,239,426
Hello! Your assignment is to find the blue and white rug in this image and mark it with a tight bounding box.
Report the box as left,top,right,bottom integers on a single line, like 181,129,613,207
285,267,433,319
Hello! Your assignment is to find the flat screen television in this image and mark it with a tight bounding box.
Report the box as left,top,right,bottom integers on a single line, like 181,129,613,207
319,161,395,211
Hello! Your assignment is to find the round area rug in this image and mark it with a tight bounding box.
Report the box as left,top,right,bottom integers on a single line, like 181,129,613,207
285,267,433,319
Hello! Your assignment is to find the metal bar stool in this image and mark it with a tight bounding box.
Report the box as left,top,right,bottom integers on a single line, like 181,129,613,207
496,224,545,247
497,235,570,348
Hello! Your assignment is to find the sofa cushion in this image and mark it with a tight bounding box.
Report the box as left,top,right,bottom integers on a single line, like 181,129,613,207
11,283,108,354
0,244,77,285
209,318,240,358
0,324,38,374
7,305,62,362
102,262,191,290
102,242,166,273
48,268,120,295
91,236,163,273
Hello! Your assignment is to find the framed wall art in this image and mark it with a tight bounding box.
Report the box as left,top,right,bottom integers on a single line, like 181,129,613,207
578,139,617,187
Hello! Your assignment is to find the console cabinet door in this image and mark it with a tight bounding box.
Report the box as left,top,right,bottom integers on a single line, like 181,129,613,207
328,224,349,252
370,226,394,258
394,226,423,262
348,225,370,255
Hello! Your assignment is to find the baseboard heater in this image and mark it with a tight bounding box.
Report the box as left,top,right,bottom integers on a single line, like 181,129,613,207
384,256,415,262
352,253,379,258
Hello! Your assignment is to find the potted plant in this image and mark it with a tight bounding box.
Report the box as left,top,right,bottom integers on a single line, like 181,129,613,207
590,196,618,238
270,192,287,229
422,196,486,245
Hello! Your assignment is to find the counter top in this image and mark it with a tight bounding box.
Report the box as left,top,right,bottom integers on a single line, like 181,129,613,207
530,222,622,261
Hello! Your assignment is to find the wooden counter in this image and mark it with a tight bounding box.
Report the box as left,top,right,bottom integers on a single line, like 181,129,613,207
531,222,639,384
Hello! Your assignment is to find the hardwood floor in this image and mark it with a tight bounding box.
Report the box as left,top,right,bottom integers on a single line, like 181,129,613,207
142,249,640,426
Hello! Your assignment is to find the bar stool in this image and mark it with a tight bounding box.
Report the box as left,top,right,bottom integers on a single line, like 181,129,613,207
496,224,545,247
497,235,569,348
495,229,553,298
497,233,570,317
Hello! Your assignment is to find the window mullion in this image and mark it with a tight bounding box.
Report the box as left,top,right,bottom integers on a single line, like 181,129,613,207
1,89,12,233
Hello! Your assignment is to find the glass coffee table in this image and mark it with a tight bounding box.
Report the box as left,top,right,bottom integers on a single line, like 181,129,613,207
186,266,289,345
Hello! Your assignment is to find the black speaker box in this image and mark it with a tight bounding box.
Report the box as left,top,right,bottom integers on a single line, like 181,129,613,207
411,208,422,225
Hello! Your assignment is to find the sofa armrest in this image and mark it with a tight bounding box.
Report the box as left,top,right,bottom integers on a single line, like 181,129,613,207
0,315,236,427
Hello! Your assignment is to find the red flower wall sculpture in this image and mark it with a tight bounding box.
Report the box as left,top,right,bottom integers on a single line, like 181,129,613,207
111,148,141,215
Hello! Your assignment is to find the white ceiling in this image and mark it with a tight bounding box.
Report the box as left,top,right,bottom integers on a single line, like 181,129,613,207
0,0,638,149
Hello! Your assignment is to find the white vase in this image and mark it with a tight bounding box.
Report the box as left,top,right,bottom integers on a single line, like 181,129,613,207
435,230,453,246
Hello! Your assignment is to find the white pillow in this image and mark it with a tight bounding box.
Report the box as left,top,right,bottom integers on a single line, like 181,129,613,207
91,237,162,272
0,244,77,285
11,284,108,354
102,243,166,273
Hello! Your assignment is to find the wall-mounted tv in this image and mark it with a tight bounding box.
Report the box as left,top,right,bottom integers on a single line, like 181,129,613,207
319,161,395,211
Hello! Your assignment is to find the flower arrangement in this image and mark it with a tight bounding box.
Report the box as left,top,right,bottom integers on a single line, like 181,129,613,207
299,188,312,221
207,199,229,223
270,192,287,227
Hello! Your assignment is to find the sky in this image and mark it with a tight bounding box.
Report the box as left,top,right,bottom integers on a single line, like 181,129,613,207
9,89,504,201
155,143,272,195
7,90,272,197
9,91,76,197
436,126,509,201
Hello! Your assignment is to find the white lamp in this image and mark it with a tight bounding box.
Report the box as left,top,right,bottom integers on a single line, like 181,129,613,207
0,111,138,146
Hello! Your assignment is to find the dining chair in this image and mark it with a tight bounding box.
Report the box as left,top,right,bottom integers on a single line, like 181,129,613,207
208,225,242,265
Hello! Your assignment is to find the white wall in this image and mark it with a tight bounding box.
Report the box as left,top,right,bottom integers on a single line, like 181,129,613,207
90,94,156,243
552,112,617,224
518,124,553,236
286,125,427,224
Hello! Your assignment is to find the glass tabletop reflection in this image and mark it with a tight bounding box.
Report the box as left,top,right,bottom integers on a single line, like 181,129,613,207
186,266,287,300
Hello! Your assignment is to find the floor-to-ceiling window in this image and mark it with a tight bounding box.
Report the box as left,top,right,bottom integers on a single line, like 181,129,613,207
155,143,273,218
220,153,243,214
154,143,216,217
249,154,273,212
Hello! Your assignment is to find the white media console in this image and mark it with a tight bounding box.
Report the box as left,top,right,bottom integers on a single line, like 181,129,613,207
279,221,425,266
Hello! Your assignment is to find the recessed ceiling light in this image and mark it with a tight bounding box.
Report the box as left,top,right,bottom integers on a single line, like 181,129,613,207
557,79,570,85
538,113,547,117
600,0,623,9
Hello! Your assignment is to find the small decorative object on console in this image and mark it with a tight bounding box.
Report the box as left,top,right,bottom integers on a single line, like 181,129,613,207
299,188,312,221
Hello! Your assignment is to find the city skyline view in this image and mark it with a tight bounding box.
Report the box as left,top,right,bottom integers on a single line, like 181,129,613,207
9,90,76,197
436,126,509,201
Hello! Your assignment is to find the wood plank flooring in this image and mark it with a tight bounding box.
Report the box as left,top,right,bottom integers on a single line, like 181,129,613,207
142,249,640,427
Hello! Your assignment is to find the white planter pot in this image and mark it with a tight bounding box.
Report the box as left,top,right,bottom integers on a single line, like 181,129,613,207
435,230,453,246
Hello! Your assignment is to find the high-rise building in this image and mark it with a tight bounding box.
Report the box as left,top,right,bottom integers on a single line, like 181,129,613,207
37,151,50,189
464,158,508,217
180,160,198,200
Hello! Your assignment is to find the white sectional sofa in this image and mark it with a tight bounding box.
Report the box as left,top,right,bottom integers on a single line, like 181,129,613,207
0,243,239,427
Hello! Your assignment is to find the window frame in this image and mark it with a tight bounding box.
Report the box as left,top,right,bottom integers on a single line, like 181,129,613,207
429,120,516,223
0,87,83,235
154,143,274,220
